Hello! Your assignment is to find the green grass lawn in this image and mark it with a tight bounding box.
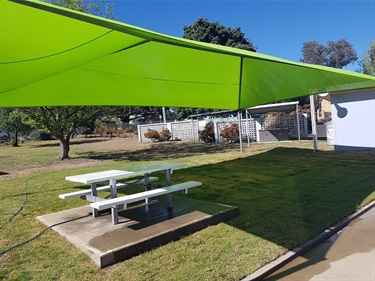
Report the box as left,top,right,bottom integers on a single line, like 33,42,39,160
0,138,374,280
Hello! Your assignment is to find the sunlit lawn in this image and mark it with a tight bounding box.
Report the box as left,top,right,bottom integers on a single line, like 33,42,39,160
1,138,374,280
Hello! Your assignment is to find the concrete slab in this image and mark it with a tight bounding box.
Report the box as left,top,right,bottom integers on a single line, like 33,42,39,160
264,205,375,281
37,196,239,268
243,201,375,281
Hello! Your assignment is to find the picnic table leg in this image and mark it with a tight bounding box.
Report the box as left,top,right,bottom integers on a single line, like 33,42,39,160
144,173,150,204
110,179,117,198
166,169,173,209
111,206,118,224
91,183,98,217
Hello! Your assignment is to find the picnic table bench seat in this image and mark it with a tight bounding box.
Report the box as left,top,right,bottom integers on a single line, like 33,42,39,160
90,181,202,224
59,176,159,199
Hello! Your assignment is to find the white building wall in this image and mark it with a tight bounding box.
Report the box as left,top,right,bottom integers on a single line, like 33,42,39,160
330,88,375,150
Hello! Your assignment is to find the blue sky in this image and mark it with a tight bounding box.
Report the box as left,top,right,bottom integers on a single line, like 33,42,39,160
110,0,374,71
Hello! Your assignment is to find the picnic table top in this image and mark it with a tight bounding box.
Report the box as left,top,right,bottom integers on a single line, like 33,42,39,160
65,162,187,184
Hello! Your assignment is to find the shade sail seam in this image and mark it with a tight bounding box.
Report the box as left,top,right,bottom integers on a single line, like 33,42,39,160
315,69,344,93
111,39,150,54
77,67,240,86
0,30,114,64
241,84,273,105
238,57,244,109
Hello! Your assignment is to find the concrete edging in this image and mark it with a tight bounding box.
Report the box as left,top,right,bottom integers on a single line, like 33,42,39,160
242,200,375,281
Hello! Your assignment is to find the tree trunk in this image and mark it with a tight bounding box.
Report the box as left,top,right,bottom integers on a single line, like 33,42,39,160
12,131,19,147
59,137,70,160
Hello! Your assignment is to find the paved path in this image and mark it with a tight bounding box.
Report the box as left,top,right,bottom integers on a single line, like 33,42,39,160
265,206,375,281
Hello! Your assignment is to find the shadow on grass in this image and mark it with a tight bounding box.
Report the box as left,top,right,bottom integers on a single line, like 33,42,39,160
76,142,236,161
32,138,111,148
170,147,375,250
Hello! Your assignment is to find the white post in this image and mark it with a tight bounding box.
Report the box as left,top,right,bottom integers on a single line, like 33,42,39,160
238,110,243,153
310,95,318,152
296,103,301,140
246,110,250,146
162,107,166,123
214,119,219,143
191,118,195,142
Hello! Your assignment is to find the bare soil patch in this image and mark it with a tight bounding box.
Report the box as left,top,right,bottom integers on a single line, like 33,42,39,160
1,137,154,180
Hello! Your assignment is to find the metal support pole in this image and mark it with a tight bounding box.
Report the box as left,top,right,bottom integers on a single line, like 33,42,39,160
238,110,243,153
191,118,194,142
214,119,219,143
166,169,173,208
296,104,301,140
246,110,250,146
162,107,166,123
91,183,98,217
110,178,117,198
310,95,318,152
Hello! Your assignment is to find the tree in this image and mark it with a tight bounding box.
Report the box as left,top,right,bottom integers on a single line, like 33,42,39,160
21,107,104,160
359,40,375,76
0,109,31,147
177,18,256,119
301,39,357,69
46,0,115,19
109,106,173,123
183,18,256,51
172,108,215,121
298,39,358,112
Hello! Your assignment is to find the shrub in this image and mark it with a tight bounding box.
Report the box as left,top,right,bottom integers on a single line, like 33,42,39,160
199,122,215,143
29,129,41,141
94,126,105,136
123,127,134,133
221,123,239,143
144,129,160,142
105,128,116,138
159,128,171,141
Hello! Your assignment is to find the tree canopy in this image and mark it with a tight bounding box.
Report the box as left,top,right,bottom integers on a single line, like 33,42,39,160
301,39,358,69
0,108,31,147
359,40,375,76
183,18,256,52
46,0,115,19
21,107,104,159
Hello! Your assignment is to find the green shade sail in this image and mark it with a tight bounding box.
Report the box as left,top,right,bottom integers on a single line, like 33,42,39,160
1,0,374,109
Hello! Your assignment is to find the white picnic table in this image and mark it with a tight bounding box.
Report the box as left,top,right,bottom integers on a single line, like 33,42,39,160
63,162,187,218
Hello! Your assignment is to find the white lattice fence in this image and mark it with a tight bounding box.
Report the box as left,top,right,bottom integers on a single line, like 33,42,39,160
138,123,169,142
260,114,307,139
138,115,307,142
170,120,199,141
138,121,199,142
216,118,257,142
